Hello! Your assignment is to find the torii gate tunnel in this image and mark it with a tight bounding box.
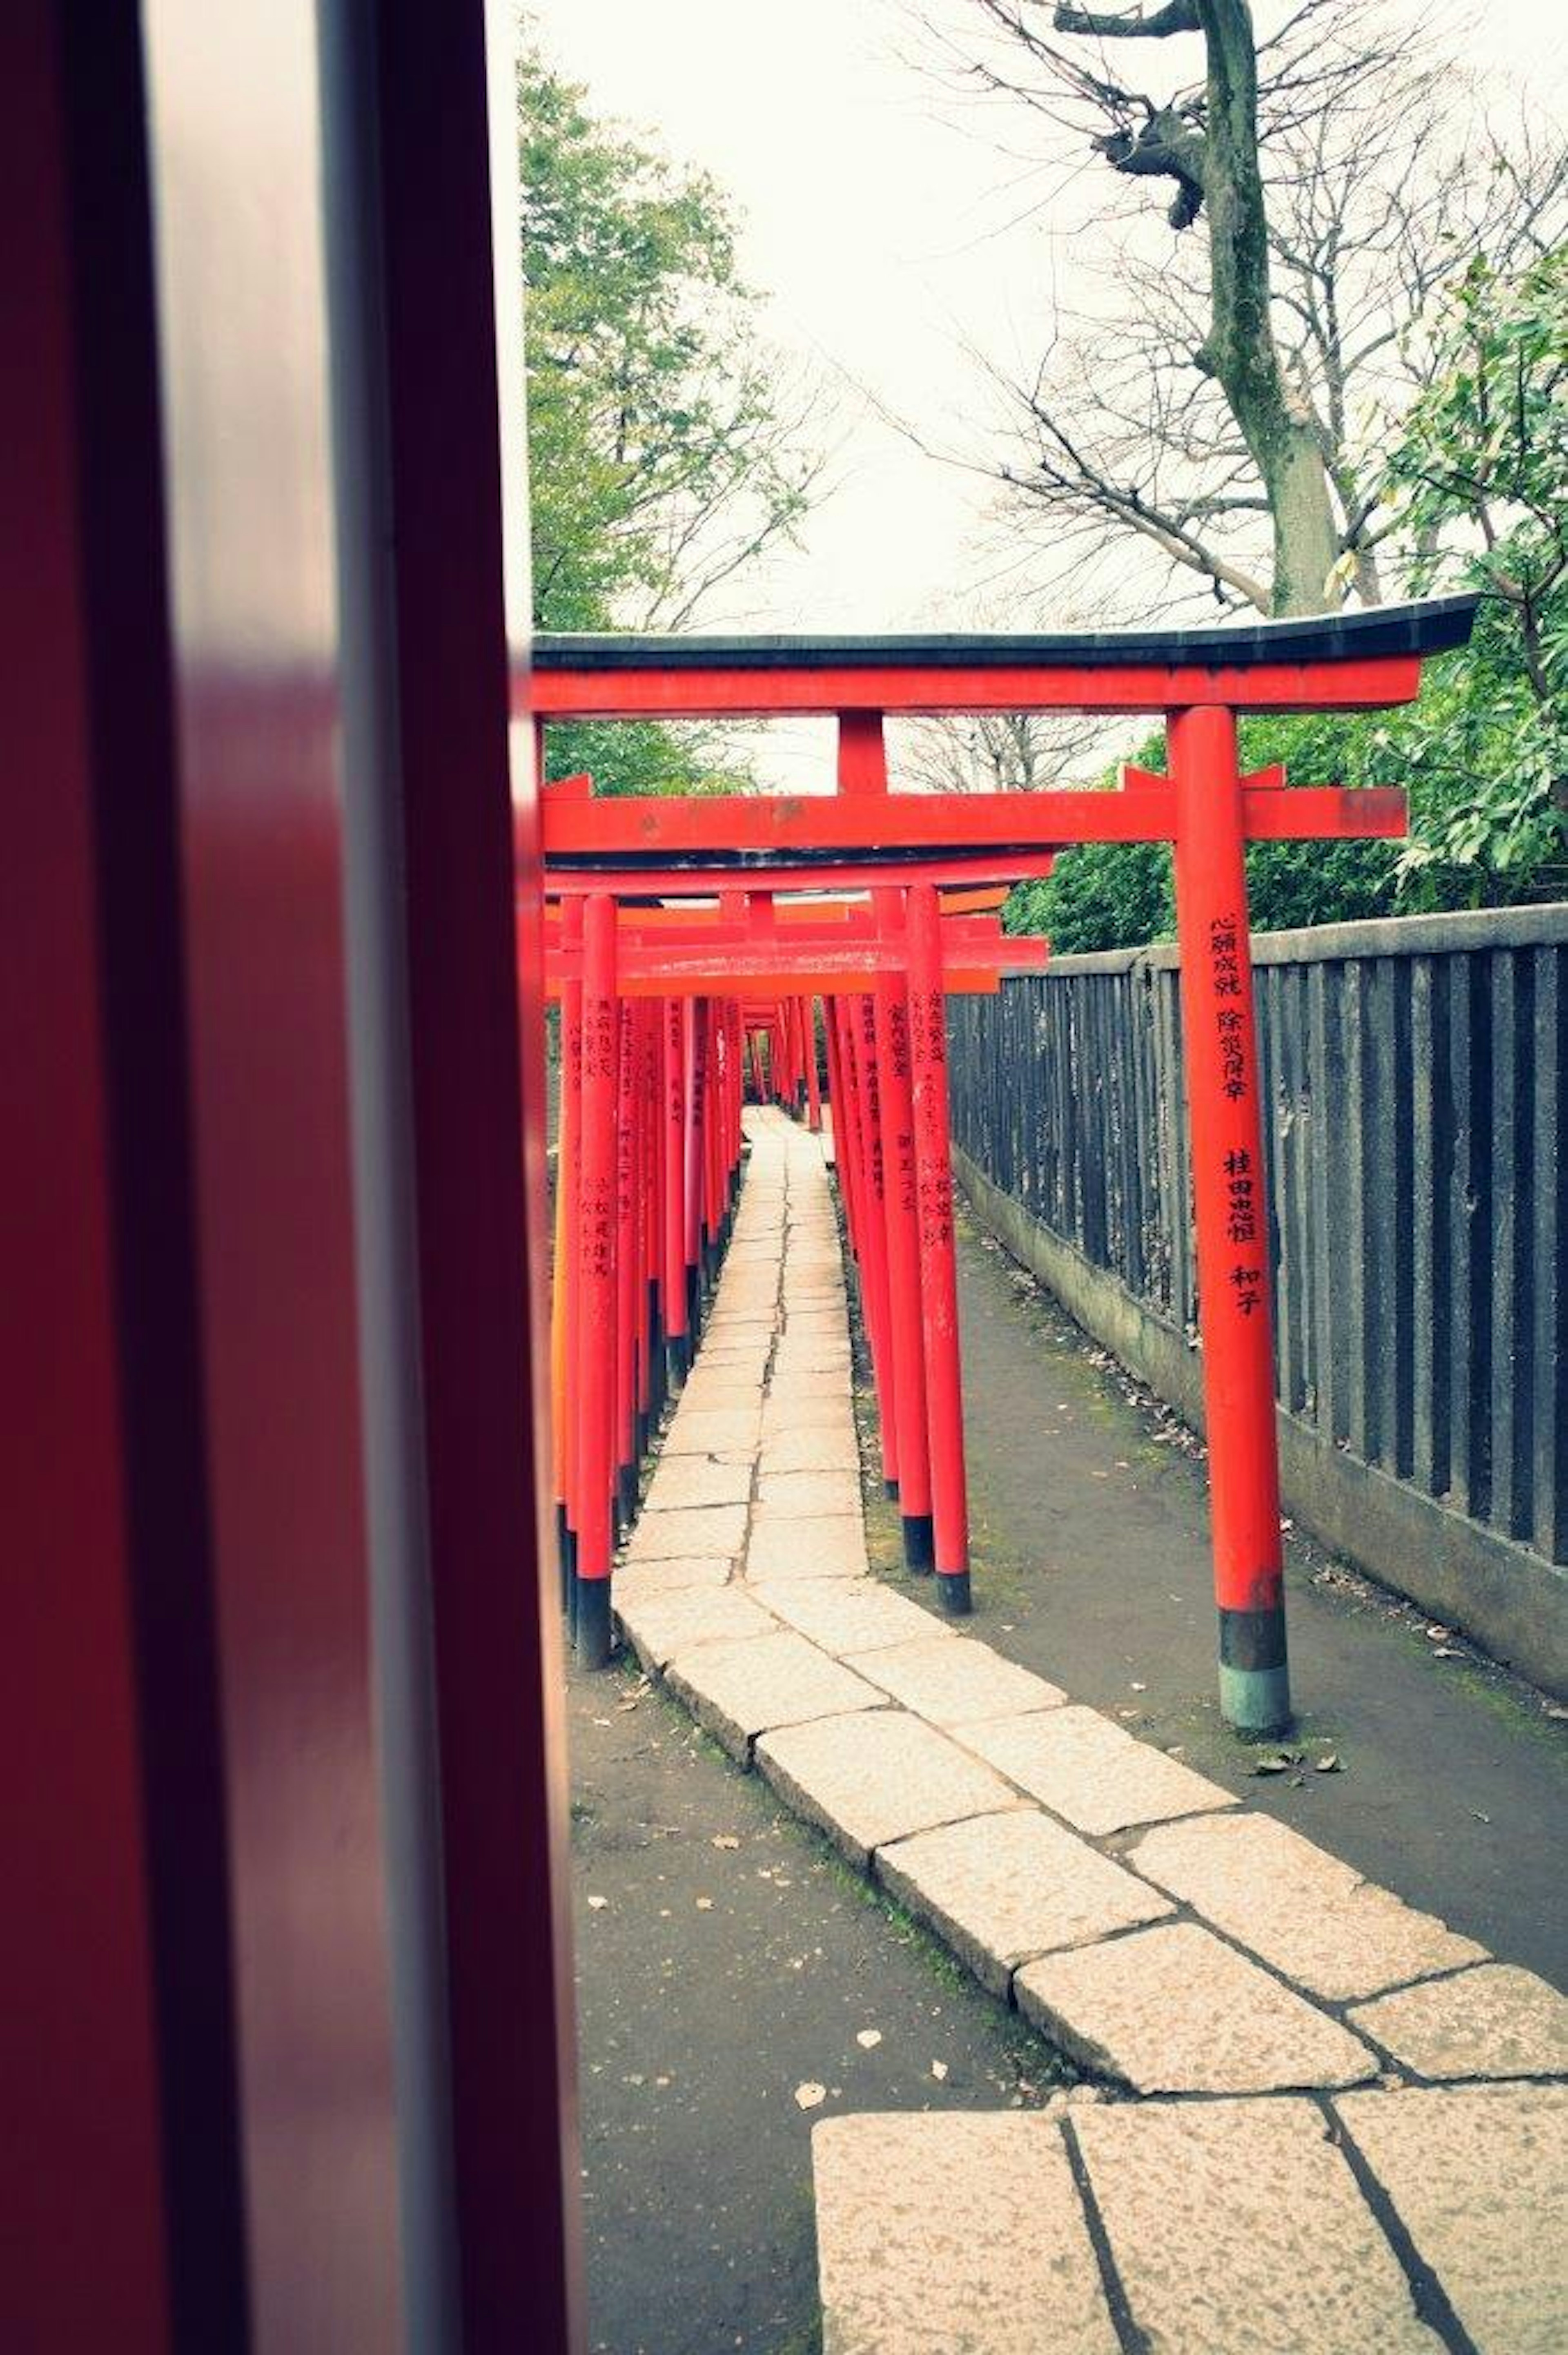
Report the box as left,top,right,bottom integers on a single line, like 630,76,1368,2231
539,874,1048,1664
530,595,1478,1735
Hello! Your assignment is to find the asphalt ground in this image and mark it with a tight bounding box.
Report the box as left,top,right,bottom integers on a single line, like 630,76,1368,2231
568,1663,1079,2355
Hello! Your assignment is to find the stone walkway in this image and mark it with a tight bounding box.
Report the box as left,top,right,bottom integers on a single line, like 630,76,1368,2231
613,1109,1568,2354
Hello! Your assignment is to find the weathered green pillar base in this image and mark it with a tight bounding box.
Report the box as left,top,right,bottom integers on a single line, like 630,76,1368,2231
1218,1606,1292,1735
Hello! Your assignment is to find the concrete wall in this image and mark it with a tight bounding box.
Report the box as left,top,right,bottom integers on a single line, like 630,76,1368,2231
948,905,1568,1700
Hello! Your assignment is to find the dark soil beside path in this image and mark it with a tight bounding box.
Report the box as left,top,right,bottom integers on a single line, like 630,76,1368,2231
857,1202,1568,1988
568,1660,1080,2355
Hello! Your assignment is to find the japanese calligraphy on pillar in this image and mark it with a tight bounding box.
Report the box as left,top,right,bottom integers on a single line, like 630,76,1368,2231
909,983,953,1249
888,995,917,1218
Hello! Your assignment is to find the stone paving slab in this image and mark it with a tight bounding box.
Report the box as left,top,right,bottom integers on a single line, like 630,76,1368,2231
761,1392,858,1435
690,1344,772,1371
771,1344,851,1375
1336,2083,1568,2354
849,1635,1066,1727
877,1809,1172,1997
750,1579,956,1658
666,1630,883,1764
746,1514,868,1581
610,1555,735,1605
756,1709,1025,1869
813,2112,1117,2355
1016,1922,1379,2095
621,1502,749,1565
962,1704,1236,1837
1129,1814,1487,2002
757,1467,862,1518
757,1425,859,1475
661,1407,763,1456
677,1370,766,1408
616,1585,779,1674
641,1454,754,1512
1349,1962,1568,2082
1074,2097,1440,2353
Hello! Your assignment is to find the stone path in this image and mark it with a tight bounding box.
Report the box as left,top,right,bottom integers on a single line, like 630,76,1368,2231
614,1108,1568,2354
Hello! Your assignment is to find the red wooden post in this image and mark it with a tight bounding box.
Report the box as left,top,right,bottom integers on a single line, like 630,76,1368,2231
1169,706,1292,1733
826,998,860,1257
663,995,689,1381
852,991,900,1497
875,946,935,1570
804,997,823,1132
685,999,706,1332
639,1002,662,1438
559,899,584,1593
615,997,638,1531
575,893,618,1665
907,883,971,1610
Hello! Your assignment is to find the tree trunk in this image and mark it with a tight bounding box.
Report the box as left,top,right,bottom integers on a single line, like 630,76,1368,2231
1195,0,1339,612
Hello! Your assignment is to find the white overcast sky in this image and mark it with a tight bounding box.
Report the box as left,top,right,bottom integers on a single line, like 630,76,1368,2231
525,0,1566,781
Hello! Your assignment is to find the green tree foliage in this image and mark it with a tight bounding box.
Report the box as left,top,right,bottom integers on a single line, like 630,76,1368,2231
1010,254,1568,953
519,41,819,795
1379,248,1568,888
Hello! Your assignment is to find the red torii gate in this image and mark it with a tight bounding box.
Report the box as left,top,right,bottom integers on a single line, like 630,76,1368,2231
529,595,1477,1734
539,874,1047,1661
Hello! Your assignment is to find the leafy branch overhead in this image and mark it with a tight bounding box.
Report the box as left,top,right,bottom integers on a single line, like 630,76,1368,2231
519,45,822,638
518,42,825,790
931,0,1565,622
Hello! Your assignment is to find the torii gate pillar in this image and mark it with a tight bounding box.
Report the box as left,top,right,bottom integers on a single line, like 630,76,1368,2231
1170,706,1291,1734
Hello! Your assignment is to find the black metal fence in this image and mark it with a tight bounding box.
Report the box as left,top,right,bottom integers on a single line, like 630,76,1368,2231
949,906,1568,1573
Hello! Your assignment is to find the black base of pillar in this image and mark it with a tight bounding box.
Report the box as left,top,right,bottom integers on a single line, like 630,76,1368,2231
884,1478,900,1503
576,1578,612,1669
937,1569,972,1616
666,1333,690,1389
635,1408,650,1466
617,1463,637,1530
902,1513,935,1572
557,1507,575,1612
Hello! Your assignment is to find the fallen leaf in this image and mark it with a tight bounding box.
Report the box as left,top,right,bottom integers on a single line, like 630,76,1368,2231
695,1897,714,1911
1471,1809,1491,1824
855,2029,882,2050
1131,1681,1147,1693
930,2060,949,2083
711,1834,741,1850
1252,1756,1292,1776
1314,1753,1342,1774
1433,1646,1465,1660
586,1894,609,1910
1425,1624,1451,1641
794,2082,827,2112
1547,1704,1568,1722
